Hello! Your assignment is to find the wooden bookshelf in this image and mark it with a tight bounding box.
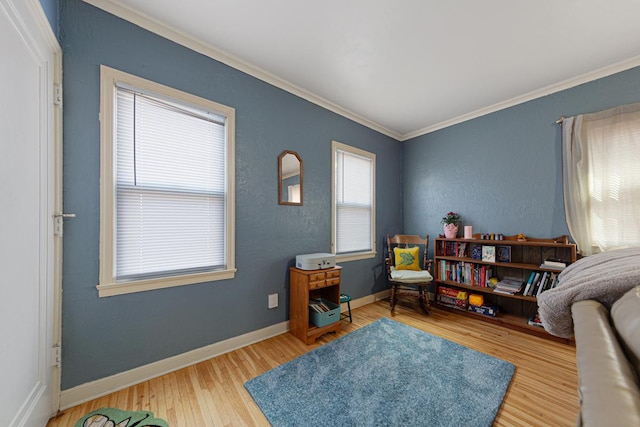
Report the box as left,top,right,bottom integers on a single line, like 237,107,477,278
433,234,577,342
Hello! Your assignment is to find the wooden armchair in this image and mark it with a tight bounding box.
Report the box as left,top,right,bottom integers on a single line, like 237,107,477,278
386,234,433,313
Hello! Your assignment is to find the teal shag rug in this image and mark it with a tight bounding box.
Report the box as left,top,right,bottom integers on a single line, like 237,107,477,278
245,318,515,426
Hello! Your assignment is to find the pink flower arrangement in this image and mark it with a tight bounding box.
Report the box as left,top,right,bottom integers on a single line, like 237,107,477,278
441,211,461,225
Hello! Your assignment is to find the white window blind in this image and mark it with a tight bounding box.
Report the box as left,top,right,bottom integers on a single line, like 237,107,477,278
99,66,235,297
114,86,227,280
333,143,375,255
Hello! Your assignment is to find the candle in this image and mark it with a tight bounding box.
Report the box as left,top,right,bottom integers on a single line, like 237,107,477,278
464,226,473,239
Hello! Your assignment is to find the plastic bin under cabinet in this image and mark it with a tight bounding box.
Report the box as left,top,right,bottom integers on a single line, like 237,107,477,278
309,299,340,327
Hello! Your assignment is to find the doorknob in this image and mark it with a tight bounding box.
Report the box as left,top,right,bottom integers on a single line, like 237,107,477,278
53,212,76,236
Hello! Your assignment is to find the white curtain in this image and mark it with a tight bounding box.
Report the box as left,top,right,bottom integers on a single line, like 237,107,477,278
562,102,640,256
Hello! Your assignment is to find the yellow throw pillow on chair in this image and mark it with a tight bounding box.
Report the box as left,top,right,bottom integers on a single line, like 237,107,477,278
393,246,421,271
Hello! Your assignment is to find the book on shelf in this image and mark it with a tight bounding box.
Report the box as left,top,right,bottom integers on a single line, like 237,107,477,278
443,241,467,257
457,242,467,257
540,258,569,269
523,271,536,296
535,272,550,297
545,272,559,294
309,299,331,313
309,304,324,313
527,272,542,296
522,270,561,296
493,278,524,295
537,272,559,296
439,260,492,287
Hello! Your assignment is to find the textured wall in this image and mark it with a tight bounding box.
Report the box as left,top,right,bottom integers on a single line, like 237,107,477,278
403,65,640,256
59,0,401,389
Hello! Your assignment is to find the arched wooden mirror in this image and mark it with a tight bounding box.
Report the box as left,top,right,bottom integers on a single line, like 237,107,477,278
278,150,303,205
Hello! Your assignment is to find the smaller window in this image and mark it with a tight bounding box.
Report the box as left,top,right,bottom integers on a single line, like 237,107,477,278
331,141,376,262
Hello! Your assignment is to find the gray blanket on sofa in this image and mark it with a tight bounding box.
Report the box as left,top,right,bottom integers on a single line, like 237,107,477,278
537,247,640,338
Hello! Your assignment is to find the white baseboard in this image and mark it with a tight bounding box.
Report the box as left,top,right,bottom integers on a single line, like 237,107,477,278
59,320,289,410
59,292,388,410
342,289,389,311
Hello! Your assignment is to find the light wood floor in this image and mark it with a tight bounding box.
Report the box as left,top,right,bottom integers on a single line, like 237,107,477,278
47,299,579,426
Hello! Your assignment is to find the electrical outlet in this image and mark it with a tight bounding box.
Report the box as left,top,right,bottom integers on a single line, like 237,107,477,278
268,293,278,309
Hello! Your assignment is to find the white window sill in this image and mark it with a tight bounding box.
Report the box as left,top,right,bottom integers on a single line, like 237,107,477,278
335,251,377,263
97,268,237,297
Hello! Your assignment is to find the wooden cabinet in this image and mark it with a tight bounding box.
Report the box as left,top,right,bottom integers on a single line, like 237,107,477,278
289,266,342,344
433,235,577,341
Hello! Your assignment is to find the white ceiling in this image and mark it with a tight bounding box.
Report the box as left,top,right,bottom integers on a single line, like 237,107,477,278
89,0,640,140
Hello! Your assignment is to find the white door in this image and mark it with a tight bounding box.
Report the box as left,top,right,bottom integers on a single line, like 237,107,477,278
0,0,60,425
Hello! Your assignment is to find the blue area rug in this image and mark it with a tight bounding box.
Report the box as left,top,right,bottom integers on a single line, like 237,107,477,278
245,318,515,426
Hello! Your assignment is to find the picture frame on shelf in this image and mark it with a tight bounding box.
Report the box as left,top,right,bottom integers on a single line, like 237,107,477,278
482,245,496,263
471,245,482,260
497,245,511,263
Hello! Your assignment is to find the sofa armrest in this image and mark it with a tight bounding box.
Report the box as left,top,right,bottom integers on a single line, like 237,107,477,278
572,300,640,427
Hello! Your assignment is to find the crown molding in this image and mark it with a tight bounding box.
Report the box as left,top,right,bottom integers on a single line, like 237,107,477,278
82,2,640,143
401,54,640,141
82,0,402,141
29,0,61,52
4,0,62,54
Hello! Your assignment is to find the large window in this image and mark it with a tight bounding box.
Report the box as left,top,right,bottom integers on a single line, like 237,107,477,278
98,66,235,297
331,141,376,261
562,102,640,256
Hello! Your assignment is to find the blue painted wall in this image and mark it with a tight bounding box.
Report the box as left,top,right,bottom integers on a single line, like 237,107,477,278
58,0,640,391
403,66,640,256
39,0,58,36
59,0,401,389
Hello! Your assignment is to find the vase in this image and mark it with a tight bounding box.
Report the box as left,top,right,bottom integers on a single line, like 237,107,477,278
443,223,458,238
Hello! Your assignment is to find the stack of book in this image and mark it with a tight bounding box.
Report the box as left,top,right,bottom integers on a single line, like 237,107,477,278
309,299,332,313
436,286,468,310
493,278,524,295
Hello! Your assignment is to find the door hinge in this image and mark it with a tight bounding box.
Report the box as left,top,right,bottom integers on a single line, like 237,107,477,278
54,84,62,107
52,345,61,368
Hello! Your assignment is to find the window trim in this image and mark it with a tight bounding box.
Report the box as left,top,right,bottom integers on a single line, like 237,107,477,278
331,140,376,262
97,65,236,297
